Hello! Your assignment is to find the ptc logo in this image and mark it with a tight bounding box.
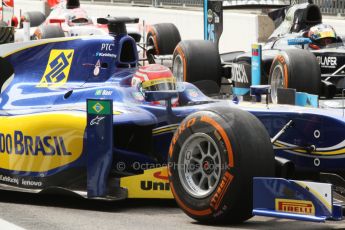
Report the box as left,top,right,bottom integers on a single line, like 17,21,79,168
37,50,74,88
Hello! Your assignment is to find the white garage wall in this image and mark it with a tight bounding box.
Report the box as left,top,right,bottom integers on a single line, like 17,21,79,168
13,0,345,53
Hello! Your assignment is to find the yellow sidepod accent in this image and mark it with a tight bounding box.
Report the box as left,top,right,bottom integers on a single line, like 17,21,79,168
120,167,173,199
0,112,86,172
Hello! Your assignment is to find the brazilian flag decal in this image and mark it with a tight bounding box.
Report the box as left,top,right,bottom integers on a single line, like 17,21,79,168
87,99,111,115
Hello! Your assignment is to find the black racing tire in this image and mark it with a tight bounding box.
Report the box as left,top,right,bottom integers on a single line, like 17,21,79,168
146,23,181,60
22,11,46,27
0,22,14,44
192,80,220,97
34,25,65,39
168,107,274,224
268,49,321,103
172,40,222,90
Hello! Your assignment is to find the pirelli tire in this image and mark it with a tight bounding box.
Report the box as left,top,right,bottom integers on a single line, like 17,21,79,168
33,25,65,39
269,49,321,103
172,40,222,88
168,107,274,224
146,23,181,62
22,11,46,27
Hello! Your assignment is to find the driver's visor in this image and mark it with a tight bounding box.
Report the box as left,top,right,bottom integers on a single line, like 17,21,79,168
142,77,176,91
314,30,336,40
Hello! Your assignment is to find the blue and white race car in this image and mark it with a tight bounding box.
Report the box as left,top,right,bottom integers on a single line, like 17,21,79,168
0,16,344,224
166,0,345,106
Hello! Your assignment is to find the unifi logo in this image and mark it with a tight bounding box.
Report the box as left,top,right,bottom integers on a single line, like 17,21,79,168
140,169,170,191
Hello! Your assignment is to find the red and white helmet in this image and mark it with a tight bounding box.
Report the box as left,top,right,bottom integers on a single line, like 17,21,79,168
132,64,176,92
132,64,178,106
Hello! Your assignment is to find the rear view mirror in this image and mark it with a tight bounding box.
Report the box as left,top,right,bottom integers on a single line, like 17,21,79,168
287,38,312,45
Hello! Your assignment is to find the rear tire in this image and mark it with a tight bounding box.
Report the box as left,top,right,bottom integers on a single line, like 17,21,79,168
168,107,274,224
192,80,220,97
172,40,222,90
269,49,321,103
22,11,46,27
146,23,181,63
33,25,65,39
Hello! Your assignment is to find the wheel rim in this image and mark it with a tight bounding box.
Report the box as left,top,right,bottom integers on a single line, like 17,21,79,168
173,54,184,83
147,37,154,49
270,65,285,104
178,133,222,199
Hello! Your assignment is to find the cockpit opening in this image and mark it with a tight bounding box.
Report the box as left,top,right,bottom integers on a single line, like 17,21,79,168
118,39,137,67
291,4,322,32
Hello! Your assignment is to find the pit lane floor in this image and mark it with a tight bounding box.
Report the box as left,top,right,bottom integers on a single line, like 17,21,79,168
0,190,344,230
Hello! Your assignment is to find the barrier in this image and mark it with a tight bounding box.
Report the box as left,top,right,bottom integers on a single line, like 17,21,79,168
297,0,345,15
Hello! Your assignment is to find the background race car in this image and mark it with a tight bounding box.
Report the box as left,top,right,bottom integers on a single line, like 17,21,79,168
141,0,345,104
13,0,142,42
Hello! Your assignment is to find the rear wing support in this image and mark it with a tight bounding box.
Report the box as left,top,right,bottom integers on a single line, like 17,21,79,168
204,0,223,50
203,0,291,51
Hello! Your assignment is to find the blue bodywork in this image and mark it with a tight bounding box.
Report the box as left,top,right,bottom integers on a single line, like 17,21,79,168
253,177,343,222
0,31,344,216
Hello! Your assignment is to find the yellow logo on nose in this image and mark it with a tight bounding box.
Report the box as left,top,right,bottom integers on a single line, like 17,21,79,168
37,49,74,88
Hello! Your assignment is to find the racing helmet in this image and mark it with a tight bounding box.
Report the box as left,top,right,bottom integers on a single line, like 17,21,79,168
67,9,92,26
132,64,178,106
132,64,176,92
308,23,337,49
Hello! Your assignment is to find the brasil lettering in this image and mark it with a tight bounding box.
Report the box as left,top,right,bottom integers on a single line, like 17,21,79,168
0,131,71,156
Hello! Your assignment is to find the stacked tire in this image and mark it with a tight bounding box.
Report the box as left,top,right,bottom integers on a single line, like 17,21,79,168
0,21,14,44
